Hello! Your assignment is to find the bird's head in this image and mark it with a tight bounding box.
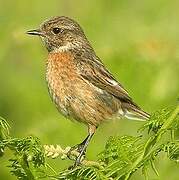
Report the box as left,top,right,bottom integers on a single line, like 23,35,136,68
27,16,90,52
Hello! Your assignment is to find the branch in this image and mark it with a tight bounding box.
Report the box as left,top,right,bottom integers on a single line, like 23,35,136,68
44,144,104,169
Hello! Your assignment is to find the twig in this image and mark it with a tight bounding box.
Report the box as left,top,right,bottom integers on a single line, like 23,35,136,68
43,145,104,169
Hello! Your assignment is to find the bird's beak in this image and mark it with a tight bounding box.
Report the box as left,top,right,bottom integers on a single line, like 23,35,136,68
26,29,44,36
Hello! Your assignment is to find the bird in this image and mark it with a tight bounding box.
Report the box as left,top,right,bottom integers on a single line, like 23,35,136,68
27,16,150,167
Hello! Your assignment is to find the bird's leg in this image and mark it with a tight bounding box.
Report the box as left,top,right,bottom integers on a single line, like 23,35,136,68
67,135,89,160
75,134,90,153
73,133,93,166
72,125,96,167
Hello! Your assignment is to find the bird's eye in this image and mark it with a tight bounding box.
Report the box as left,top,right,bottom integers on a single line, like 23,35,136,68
52,27,61,34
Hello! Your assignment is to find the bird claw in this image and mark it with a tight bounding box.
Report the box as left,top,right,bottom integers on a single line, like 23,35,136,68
74,156,83,167
67,143,86,168
67,146,76,160
69,156,83,169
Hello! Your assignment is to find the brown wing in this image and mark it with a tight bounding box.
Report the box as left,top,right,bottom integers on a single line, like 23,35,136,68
76,56,150,120
77,57,132,102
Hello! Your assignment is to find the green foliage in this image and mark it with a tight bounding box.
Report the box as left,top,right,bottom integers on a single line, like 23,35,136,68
0,116,10,156
0,119,46,180
6,136,45,179
0,104,179,180
1,1,179,179
97,135,143,179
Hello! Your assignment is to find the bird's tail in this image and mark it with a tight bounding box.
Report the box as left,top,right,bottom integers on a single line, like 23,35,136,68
121,102,150,121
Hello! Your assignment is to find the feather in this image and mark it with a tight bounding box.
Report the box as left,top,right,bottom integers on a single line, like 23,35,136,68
76,54,150,121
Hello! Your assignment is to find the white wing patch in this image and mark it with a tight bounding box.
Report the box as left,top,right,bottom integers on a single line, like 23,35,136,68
108,79,118,86
107,79,129,95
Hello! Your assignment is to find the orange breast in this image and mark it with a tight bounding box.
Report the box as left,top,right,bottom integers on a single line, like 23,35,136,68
46,52,119,126
46,52,78,114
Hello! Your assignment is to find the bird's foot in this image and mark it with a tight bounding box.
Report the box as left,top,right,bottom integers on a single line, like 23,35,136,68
67,133,94,169
67,143,86,161
73,154,83,168
67,143,86,169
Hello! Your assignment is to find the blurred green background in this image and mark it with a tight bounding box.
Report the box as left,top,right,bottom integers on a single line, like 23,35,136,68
0,0,179,179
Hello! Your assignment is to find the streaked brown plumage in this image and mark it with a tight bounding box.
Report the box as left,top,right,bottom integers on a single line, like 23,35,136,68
27,16,150,167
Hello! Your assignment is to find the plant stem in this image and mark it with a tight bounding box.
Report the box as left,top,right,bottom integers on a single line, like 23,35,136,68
125,104,179,180
44,145,104,169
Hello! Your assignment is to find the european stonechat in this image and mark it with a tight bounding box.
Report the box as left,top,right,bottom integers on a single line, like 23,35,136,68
27,16,150,167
